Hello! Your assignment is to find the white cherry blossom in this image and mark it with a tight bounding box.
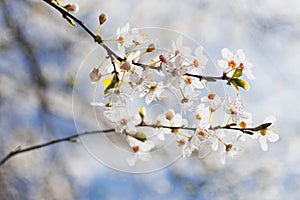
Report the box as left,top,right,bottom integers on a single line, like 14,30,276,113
126,135,154,166
218,48,255,80
223,95,252,123
258,116,279,151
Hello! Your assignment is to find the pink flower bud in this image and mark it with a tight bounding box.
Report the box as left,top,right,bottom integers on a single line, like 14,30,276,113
165,110,175,121
99,13,107,25
120,61,131,71
64,4,79,14
89,68,101,84
146,43,155,53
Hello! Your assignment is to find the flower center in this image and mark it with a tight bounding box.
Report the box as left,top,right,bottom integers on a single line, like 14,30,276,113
208,92,216,100
196,114,202,120
132,146,139,153
228,60,236,68
149,85,157,92
197,129,208,138
260,129,267,136
184,77,192,85
118,36,124,45
176,139,186,147
193,59,199,67
239,121,247,128
226,144,233,152
120,119,128,125
172,128,179,134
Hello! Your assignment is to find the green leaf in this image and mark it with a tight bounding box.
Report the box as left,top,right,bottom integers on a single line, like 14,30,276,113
229,79,239,93
229,78,249,93
103,74,118,94
250,123,272,131
235,78,249,91
132,132,147,142
232,68,243,78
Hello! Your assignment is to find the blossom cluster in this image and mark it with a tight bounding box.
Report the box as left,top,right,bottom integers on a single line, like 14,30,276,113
83,15,279,166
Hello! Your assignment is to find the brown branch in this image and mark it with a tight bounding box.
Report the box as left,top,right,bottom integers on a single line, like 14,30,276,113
184,72,229,82
0,121,271,167
0,129,114,166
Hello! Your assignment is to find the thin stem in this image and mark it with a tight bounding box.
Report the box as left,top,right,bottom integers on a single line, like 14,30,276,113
138,124,196,131
0,121,269,167
184,73,229,82
42,0,95,40
0,129,114,166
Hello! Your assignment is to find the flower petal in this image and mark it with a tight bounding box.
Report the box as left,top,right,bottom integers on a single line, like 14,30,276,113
127,154,137,166
138,152,152,161
268,133,279,142
259,136,268,151
221,48,233,59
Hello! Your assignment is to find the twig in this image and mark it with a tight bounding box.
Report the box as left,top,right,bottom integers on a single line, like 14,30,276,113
184,72,229,82
0,129,114,166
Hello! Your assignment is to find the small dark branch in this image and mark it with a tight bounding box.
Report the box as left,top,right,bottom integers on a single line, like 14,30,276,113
184,73,229,82
211,123,272,135
138,124,196,131
132,61,162,70
42,0,96,40
0,129,114,167
41,0,125,80
101,43,125,62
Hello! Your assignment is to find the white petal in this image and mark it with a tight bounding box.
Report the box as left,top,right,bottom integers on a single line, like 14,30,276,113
259,136,268,151
195,46,204,57
139,141,155,152
211,140,219,151
145,93,155,105
126,122,136,134
220,151,226,164
138,152,152,161
221,48,233,59
268,133,279,142
157,131,165,141
127,154,137,166
90,102,105,107
218,60,228,68
126,135,141,147
236,49,246,61
120,23,130,34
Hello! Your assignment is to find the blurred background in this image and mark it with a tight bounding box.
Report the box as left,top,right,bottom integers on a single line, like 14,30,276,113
1,0,299,199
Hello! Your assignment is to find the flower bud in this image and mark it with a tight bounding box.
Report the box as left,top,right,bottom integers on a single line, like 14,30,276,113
207,92,216,100
64,4,79,14
165,110,175,121
193,59,199,67
159,55,168,64
99,13,107,25
118,36,124,45
89,68,101,84
132,146,139,153
120,61,131,71
146,43,155,53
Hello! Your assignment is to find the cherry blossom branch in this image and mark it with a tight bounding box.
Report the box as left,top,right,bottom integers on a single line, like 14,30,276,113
138,123,271,135
184,72,229,82
41,0,124,79
43,0,232,85
0,129,114,167
0,121,271,167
